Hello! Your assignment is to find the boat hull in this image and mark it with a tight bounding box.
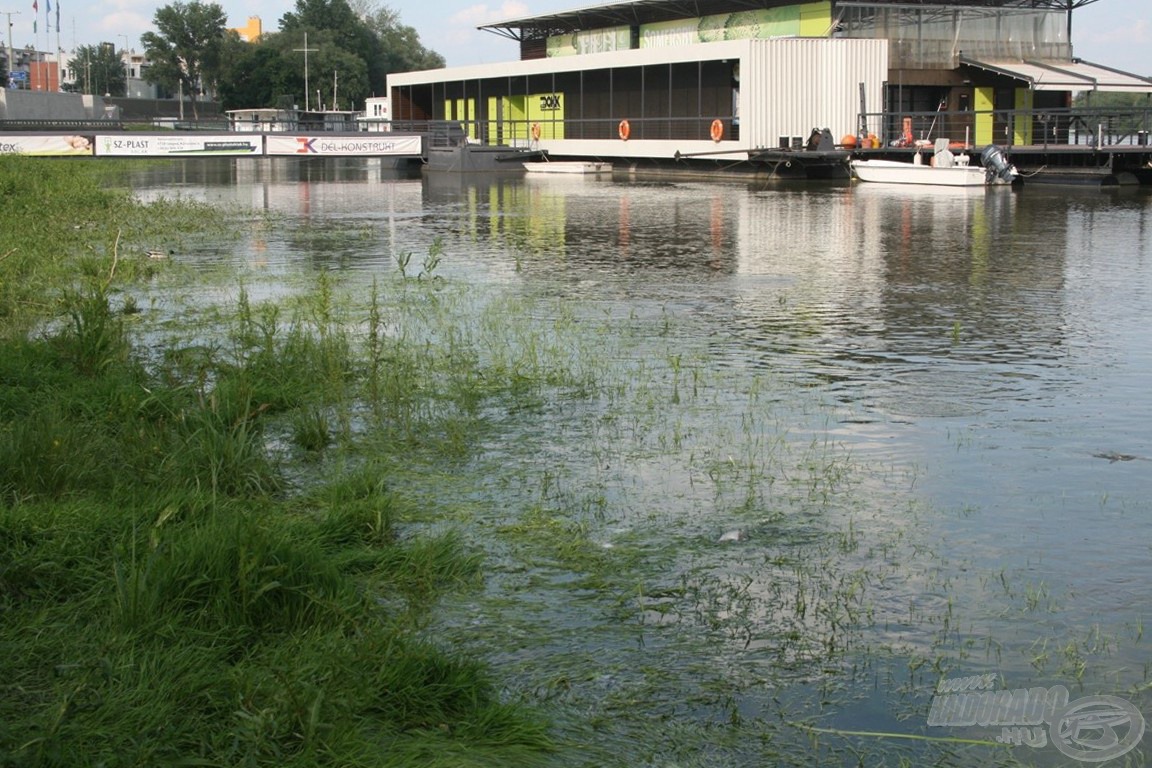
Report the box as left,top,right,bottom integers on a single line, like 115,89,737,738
523,161,612,175
850,159,986,187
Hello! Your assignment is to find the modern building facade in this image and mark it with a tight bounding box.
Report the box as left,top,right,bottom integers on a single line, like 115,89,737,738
386,0,1152,169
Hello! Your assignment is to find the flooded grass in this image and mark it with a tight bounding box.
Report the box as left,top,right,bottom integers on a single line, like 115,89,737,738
5,157,1149,766
0,158,553,767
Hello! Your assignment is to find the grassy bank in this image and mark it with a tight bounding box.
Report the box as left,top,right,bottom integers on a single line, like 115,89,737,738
0,157,552,767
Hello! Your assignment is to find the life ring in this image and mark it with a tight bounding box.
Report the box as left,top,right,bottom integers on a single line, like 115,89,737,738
531,123,541,141
618,119,630,141
710,119,724,142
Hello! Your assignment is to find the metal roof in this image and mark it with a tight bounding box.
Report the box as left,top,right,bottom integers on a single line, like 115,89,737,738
479,0,1102,40
960,57,1152,92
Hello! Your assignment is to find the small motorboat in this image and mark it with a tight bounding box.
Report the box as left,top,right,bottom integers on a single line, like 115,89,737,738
851,140,1018,187
523,160,613,176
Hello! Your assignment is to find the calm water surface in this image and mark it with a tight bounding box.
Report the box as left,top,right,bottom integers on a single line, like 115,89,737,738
135,159,1152,765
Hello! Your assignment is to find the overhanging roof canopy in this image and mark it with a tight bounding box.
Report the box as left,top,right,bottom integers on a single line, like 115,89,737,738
479,0,796,40
480,0,1102,41
960,56,1152,92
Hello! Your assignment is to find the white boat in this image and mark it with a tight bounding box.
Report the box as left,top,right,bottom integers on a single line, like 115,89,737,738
851,141,1018,187
523,160,612,176
851,158,987,187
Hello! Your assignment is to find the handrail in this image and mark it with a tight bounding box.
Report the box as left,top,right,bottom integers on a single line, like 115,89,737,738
391,116,739,147
856,106,1152,149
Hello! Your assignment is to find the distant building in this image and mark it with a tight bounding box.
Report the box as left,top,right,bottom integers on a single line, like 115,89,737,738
231,17,263,43
227,107,359,132
29,58,60,92
358,96,392,131
5,48,61,91
387,0,1152,163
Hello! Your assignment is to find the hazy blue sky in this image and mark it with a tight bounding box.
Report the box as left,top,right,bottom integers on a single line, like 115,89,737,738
22,0,1151,75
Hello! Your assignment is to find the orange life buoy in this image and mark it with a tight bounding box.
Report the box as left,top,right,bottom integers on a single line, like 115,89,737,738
710,119,724,142
618,119,630,141
531,123,541,141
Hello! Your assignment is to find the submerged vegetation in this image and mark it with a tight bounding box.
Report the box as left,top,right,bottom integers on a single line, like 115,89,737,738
4,156,1149,767
0,156,551,766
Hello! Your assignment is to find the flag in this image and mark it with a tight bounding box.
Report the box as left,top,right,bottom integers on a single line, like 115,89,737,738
55,0,59,31
45,0,50,32
32,0,36,11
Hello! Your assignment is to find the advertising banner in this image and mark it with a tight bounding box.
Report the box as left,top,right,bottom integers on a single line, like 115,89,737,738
94,135,262,157
265,135,423,156
0,135,94,156
547,26,632,57
640,2,830,48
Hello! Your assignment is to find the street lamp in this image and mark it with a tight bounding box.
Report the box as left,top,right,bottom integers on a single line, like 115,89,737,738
119,34,130,97
1,10,19,88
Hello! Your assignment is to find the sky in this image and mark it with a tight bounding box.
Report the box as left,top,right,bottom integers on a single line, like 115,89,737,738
8,0,1151,75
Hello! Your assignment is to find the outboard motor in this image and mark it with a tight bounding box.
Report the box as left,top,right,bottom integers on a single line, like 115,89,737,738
981,145,1019,184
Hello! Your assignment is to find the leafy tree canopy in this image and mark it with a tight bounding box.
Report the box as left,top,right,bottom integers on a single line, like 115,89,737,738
363,5,445,73
143,0,442,111
218,28,369,111
1072,91,1152,108
279,0,386,96
70,44,127,97
141,1,228,118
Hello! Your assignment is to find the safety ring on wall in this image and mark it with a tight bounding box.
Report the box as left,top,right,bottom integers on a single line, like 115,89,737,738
710,119,724,142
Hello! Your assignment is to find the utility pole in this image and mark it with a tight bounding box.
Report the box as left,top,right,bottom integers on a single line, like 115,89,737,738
293,31,317,111
1,10,18,87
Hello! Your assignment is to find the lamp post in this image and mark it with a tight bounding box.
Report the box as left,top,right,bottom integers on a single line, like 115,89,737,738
118,34,130,96
118,33,128,96
1,10,19,88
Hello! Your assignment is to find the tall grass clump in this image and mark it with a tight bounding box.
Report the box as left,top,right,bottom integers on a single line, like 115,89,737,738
0,157,552,767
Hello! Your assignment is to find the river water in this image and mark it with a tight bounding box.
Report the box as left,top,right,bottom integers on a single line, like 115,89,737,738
134,159,1152,766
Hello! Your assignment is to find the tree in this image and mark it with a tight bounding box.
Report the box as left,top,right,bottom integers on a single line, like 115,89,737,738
215,29,367,111
141,1,228,119
209,0,442,111
363,5,444,75
216,32,295,110
71,44,127,96
280,0,387,97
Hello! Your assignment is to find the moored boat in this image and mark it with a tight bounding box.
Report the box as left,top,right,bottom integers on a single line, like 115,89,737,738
851,140,1018,187
523,161,613,176
851,157,987,187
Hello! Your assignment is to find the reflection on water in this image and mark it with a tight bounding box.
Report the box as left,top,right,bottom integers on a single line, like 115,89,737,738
132,159,1152,763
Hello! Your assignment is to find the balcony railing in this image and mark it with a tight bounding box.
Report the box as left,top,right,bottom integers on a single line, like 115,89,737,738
858,107,1152,149
391,117,741,148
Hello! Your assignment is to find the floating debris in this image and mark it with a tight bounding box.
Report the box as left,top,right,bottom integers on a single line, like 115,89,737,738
1093,452,1146,463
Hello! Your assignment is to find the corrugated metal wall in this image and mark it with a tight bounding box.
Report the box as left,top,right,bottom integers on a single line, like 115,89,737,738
743,38,888,148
